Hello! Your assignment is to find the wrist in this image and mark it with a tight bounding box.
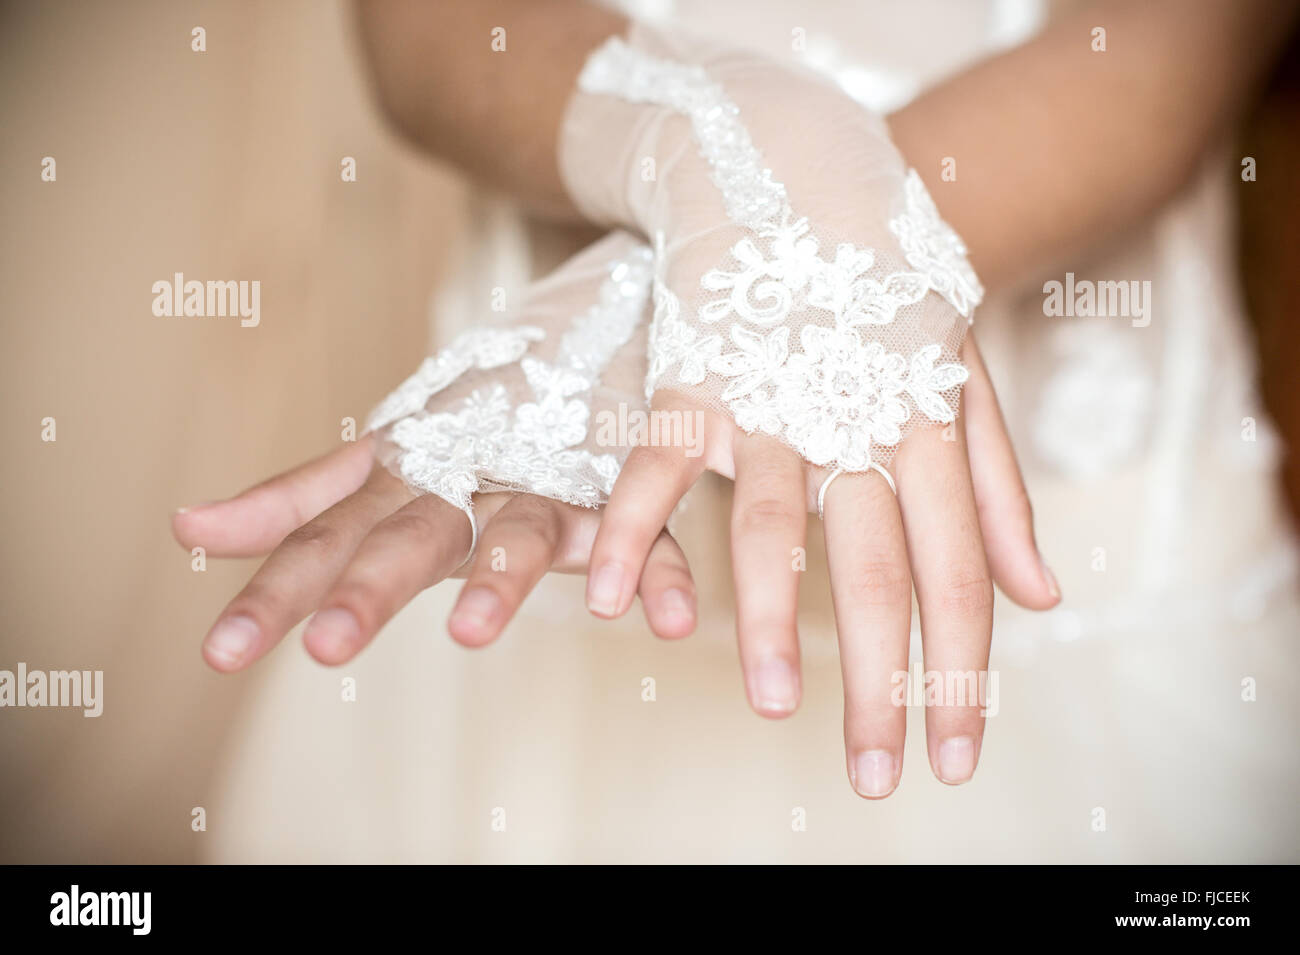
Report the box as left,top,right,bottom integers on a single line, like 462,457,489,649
559,24,748,233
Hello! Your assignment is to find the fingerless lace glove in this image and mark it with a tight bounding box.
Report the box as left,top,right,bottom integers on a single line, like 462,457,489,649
560,26,983,474
366,231,654,533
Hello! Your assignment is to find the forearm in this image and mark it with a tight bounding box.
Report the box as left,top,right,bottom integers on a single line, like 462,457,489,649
354,0,625,218
356,0,1295,292
888,0,1300,291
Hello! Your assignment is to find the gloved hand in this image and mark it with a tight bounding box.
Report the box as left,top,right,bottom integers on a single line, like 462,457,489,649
557,26,1058,798
178,230,702,676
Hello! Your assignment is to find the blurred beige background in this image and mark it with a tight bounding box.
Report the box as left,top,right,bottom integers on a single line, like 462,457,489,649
0,0,466,862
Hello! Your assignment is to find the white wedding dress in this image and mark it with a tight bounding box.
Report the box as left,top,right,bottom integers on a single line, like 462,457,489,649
204,0,1300,862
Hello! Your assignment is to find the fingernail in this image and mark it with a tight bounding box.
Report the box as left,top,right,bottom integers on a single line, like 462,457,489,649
659,587,692,623
1039,553,1061,601
204,614,259,667
752,657,798,715
449,588,500,635
587,563,625,617
175,501,214,515
853,750,896,797
304,607,361,659
938,736,977,784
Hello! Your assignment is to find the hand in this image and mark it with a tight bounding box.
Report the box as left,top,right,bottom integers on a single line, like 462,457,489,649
564,33,1059,796
176,229,696,670
174,437,697,671
585,335,1058,797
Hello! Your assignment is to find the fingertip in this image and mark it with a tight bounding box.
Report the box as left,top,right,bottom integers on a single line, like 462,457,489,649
998,551,1062,611
585,562,631,619
984,518,1062,610
933,735,979,786
302,607,363,666
1039,555,1062,605
172,497,254,555
171,512,193,549
753,699,799,720
643,586,696,640
850,749,901,799
747,656,801,719
171,504,211,549
447,587,504,647
201,614,260,673
201,646,243,673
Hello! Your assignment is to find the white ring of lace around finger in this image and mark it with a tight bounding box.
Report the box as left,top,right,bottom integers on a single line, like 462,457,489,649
816,464,897,520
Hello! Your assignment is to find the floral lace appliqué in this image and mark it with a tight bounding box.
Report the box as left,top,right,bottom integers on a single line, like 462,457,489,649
366,326,544,433
889,170,984,320
373,246,653,513
579,39,982,472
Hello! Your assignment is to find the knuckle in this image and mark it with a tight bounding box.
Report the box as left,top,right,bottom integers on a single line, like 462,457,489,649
325,581,384,631
630,442,696,478
283,520,343,555
934,567,994,619
465,558,526,600
736,497,802,535
846,559,912,607
602,511,667,557
737,446,799,484
379,509,437,541
501,496,562,544
593,530,654,569
643,556,694,594
230,583,288,624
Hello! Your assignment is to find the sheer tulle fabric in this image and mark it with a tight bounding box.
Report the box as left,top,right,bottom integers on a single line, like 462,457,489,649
366,231,654,518
367,24,985,517
560,26,983,473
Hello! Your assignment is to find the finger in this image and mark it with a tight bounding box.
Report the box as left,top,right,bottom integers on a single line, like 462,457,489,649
963,337,1059,609
586,442,704,619
200,465,410,672
301,492,475,664
637,530,697,640
730,434,806,718
821,469,911,798
173,437,375,557
446,495,564,647
895,419,993,785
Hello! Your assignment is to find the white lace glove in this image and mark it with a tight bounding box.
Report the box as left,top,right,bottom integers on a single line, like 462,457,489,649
366,230,654,547
560,26,983,479
183,229,709,678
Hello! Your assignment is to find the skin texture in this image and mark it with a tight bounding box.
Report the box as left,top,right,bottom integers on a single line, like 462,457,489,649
179,0,1297,798
355,0,1299,290
174,437,699,670
353,0,628,218
580,338,1049,795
